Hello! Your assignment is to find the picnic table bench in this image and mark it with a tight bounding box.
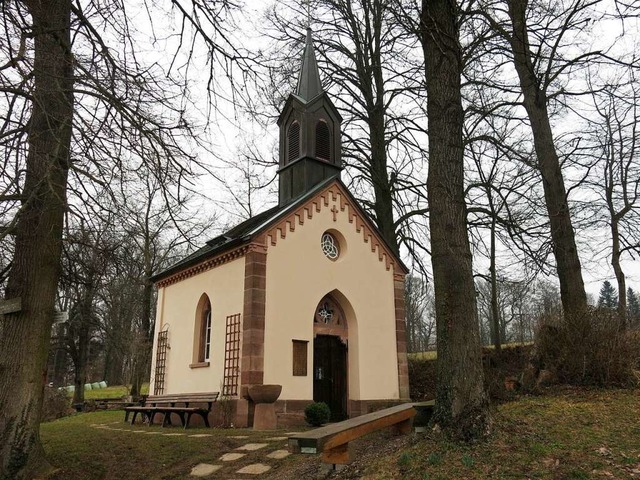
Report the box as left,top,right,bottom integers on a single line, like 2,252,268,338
124,392,219,429
288,403,416,465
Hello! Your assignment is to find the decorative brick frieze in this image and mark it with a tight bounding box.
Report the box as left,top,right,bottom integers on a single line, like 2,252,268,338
156,245,250,288
264,181,407,275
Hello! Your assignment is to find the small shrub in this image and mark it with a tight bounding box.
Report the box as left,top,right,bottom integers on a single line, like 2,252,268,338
408,357,437,401
461,453,474,467
427,451,442,466
304,402,330,427
397,451,414,468
42,387,72,422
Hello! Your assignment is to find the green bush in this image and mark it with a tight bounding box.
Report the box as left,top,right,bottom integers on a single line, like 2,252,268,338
304,402,330,427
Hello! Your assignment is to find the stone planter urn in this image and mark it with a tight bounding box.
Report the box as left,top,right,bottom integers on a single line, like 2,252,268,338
247,384,282,430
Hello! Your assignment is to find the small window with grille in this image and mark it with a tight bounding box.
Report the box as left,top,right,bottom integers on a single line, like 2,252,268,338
288,122,300,163
315,120,331,161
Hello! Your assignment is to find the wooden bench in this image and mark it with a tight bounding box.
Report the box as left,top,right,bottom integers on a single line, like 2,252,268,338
124,392,219,429
288,403,416,465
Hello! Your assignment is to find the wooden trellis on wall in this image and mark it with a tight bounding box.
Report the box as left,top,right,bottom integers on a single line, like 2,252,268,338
154,329,169,395
223,314,241,397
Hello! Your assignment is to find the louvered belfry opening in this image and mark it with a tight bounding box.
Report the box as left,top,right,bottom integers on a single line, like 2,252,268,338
288,122,300,163
315,120,331,161
154,329,169,395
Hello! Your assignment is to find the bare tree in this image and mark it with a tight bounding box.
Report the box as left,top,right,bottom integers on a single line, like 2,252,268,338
263,0,428,258
420,0,490,440
0,1,250,476
405,274,436,352
586,72,640,328
59,216,115,405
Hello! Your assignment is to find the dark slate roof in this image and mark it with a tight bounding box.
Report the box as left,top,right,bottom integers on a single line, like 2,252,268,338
151,175,409,283
151,177,336,283
295,28,323,102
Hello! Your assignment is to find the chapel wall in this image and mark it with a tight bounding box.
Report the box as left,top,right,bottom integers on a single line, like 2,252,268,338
262,188,400,402
149,256,246,395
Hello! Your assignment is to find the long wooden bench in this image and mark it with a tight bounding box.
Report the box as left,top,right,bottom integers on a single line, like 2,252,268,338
288,403,416,465
124,392,219,429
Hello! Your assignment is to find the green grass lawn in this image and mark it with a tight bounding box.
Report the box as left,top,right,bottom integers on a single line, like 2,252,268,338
82,383,149,400
357,387,640,479
40,388,640,479
41,410,305,479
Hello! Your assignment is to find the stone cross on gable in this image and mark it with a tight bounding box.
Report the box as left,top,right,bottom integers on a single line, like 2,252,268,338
331,205,339,222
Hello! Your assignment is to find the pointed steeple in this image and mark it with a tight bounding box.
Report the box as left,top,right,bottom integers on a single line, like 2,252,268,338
295,28,323,101
276,28,342,206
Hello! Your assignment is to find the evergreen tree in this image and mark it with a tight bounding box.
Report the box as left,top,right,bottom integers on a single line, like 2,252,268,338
627,287,640,326
598,281,618,309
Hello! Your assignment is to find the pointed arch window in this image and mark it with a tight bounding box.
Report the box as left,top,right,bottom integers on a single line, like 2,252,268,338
201,308,212,362
192,294,212,367
287,121,300,163
315,120,331,161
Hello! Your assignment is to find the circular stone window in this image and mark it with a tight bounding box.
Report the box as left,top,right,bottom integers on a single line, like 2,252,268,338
321,232,340,260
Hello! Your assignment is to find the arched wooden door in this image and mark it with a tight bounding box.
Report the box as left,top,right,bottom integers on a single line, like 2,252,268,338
313,295,348,421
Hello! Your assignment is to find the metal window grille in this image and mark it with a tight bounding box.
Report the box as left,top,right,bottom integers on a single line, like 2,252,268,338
223,314,241,396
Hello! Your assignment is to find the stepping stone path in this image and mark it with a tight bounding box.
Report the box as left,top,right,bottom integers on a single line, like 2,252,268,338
236,443,268,451
190,464,222,477
220,452,246,462
266,450,290,460
236,464,271,475
90,421,294,477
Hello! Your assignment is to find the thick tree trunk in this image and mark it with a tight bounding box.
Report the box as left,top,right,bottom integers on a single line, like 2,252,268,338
421,0,490,440
505,0,587,318
0,1,73,477
103,344,125,386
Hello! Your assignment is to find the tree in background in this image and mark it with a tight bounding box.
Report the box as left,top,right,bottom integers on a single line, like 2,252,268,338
263,0,428,259
59,216,115,405
404,275,436,353
598,281,618,310
628,287,640,328
586,71,640,329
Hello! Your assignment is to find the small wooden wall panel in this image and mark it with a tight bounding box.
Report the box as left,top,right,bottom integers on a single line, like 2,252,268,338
292,340,308,376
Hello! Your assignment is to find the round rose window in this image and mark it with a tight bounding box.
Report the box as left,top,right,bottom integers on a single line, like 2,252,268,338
321,232,340,260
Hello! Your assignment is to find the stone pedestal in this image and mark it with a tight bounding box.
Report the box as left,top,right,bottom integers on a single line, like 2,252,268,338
248,384,282,430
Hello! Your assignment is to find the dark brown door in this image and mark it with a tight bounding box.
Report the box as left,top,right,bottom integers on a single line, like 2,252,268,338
313,335,347,421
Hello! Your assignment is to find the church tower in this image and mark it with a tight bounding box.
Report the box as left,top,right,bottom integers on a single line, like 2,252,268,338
277,28,343,206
